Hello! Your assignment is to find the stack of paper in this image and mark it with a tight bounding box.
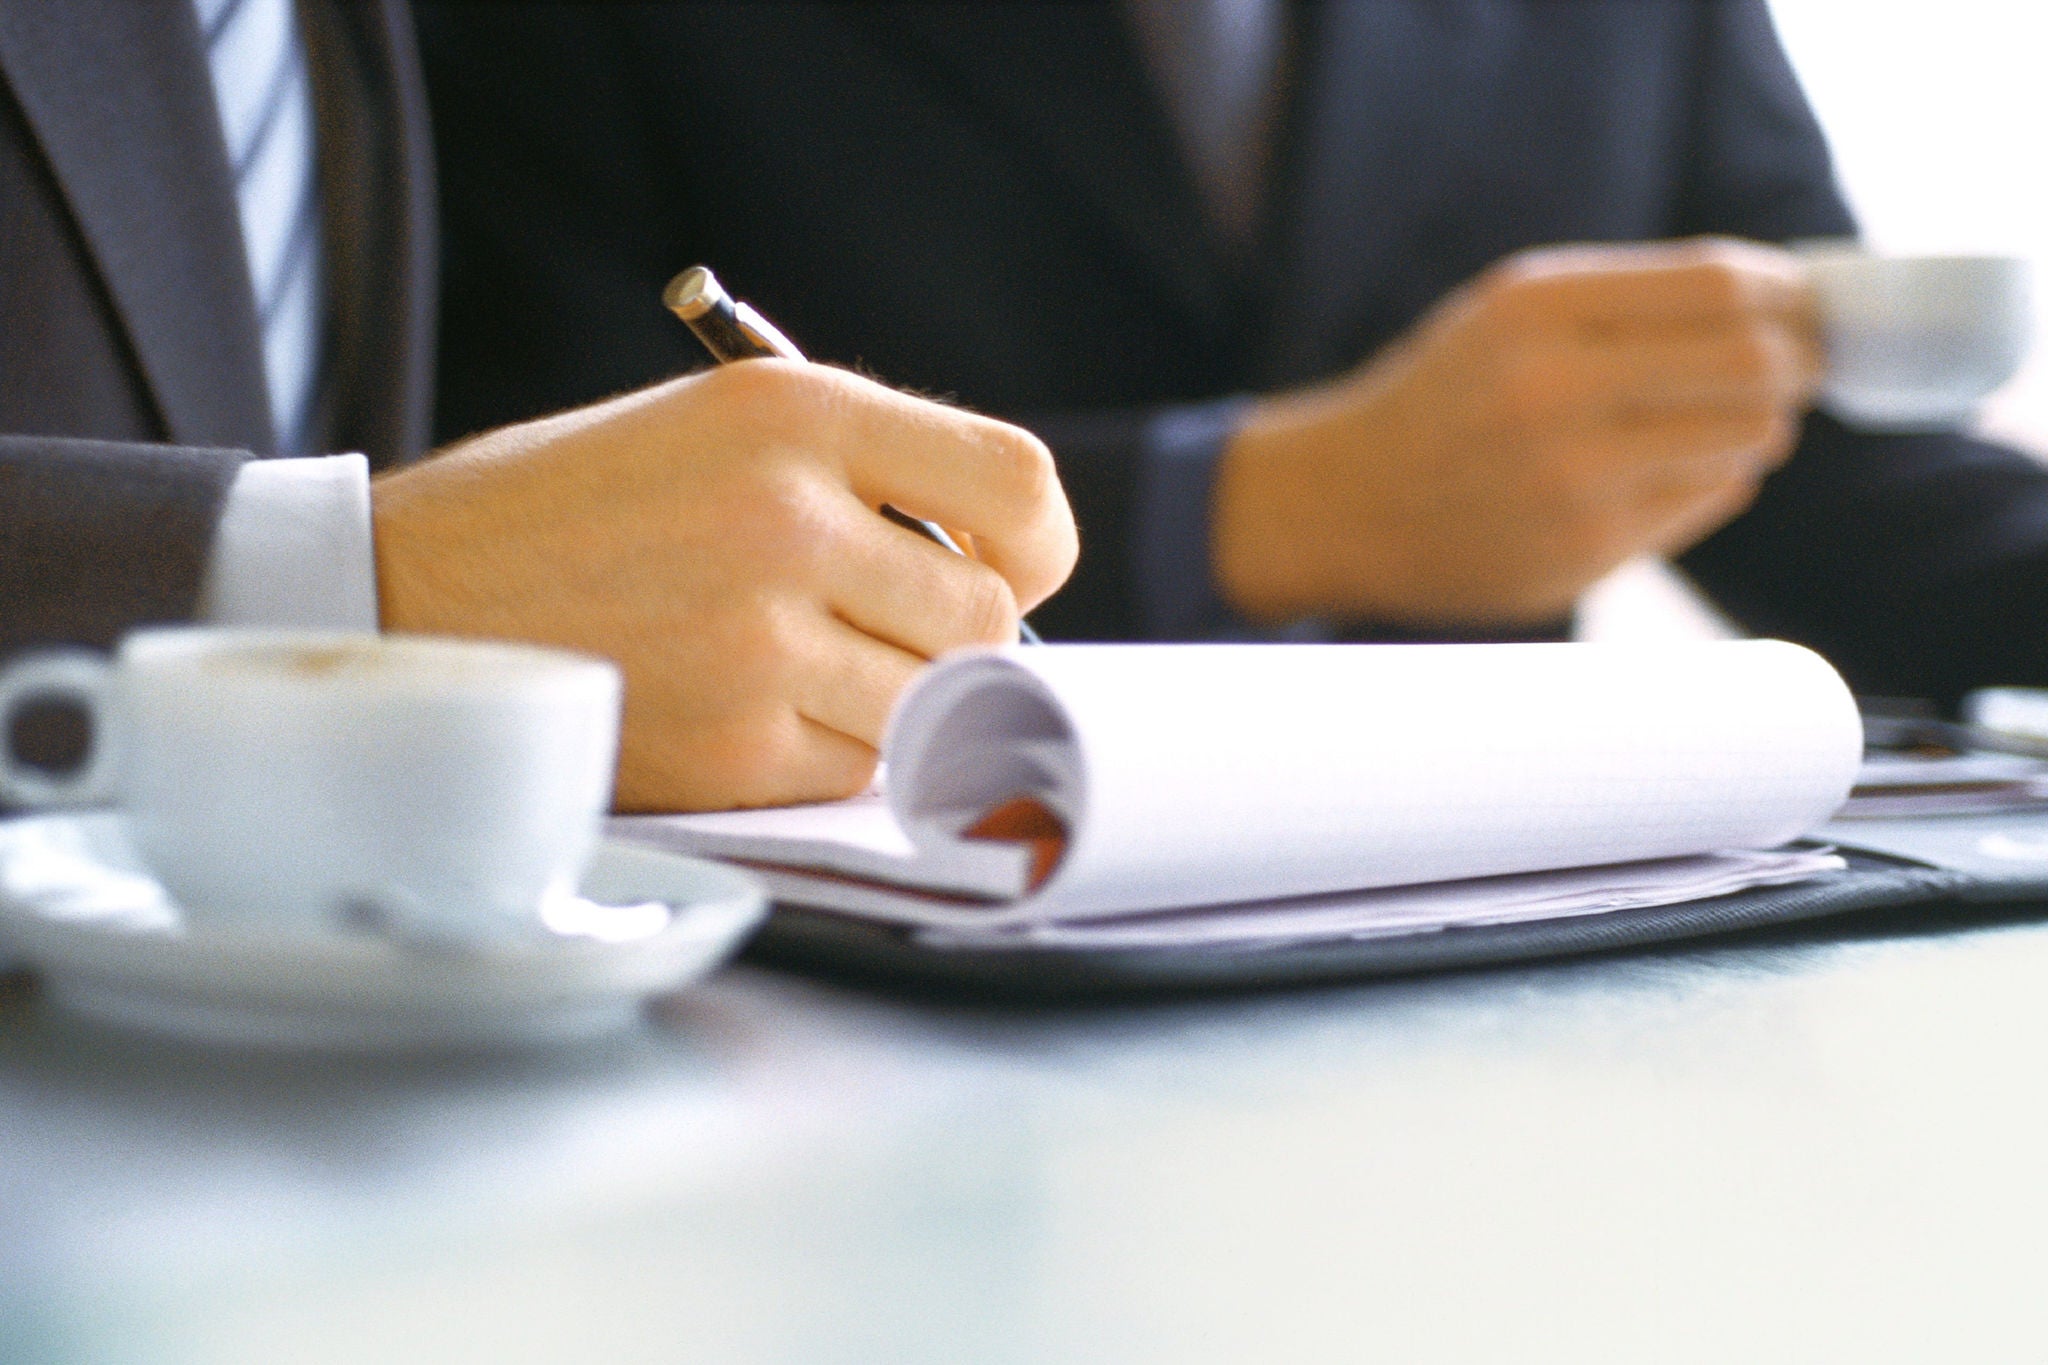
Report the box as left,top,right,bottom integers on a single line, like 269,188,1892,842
1839,749,2048,819
616,642,1863,949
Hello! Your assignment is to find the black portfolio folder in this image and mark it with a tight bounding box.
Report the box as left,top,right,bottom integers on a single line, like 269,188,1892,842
743,835,2017,1002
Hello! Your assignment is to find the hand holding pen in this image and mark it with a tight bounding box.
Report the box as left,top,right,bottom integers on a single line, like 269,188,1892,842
666,266,1043,644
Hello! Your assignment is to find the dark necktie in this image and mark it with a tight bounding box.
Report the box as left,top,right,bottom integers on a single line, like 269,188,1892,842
1123,0,1288,248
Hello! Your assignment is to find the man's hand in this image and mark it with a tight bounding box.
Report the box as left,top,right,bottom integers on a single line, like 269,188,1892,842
1213,237,1823,626
370,361,1076,811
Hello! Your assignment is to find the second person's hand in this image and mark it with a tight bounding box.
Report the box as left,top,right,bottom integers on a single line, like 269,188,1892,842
1212,236,1822,627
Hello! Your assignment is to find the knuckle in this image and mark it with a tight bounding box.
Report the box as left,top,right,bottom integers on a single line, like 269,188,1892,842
1750,409,1799,461
812,746,881,804
1734,406,1784,451
711,705,877,808
982,424,1059,511
1472,255,1540,321
1050,511,1080,582
736,468,838,581
709,587,810,686
1485,247,1551,295
1701,262,1748,312
1688,473,1764,538
1722,475,1765,519
1711,404,1786,457
697,359,830,446
1474,244,1587,322
703,355,804,406
1674,240,1747,304
1687,236,1776,309
958,565,1020,645
1681,233,1743,267
1765,328,1813,391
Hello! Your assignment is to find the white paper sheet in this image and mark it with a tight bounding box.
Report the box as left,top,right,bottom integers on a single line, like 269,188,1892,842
1840,750,2048,818
621,641,1862,928
616,789,1033,899
909,848,1847,950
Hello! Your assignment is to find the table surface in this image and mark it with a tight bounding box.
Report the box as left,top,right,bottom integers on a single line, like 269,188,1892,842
5,903,2048,1364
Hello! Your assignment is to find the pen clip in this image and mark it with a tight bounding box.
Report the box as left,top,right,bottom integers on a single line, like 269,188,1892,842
732,303,804,362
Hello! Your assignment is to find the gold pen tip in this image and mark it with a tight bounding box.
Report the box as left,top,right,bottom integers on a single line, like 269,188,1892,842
663,265,723,320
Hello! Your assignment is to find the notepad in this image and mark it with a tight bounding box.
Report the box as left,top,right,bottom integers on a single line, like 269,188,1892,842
614,641,1863,945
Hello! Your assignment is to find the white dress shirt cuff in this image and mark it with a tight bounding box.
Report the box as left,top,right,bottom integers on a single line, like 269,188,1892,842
196,454,379,630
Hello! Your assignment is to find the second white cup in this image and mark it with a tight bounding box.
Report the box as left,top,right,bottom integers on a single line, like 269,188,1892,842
1799,246,2031,431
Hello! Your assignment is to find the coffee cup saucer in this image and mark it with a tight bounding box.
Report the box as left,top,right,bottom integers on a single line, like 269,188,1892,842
0,813,766,1050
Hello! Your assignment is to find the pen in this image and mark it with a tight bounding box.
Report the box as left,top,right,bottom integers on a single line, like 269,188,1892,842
664,265,1041,644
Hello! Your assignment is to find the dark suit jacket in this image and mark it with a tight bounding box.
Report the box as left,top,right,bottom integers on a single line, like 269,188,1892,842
420,0,2048,704
0,0,435,657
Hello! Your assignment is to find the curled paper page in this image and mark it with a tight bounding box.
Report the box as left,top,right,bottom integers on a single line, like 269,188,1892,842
880,641,1862,922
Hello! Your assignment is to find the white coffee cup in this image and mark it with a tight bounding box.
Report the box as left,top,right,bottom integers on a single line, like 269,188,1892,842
0,629,621,941
1797,245,2031,431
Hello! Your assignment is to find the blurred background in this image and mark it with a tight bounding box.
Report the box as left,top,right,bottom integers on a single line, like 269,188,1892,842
1581,0,2048,639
